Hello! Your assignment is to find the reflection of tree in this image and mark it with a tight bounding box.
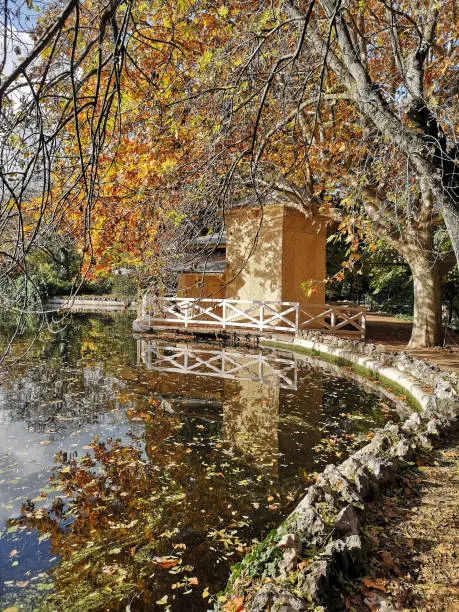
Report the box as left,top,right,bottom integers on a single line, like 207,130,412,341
18,403,291,611
0,314,138,435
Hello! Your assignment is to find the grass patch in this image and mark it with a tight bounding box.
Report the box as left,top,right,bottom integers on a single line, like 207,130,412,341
262,340,422,412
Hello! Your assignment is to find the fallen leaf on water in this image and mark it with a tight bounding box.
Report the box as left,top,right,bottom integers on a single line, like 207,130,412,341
9,549,18,557
15,581,29,588
188,576,199,586
156,595,168,605
202,587,210,598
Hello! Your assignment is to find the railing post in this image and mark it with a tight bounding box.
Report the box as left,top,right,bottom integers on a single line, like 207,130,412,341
184,301,188,329
184,346,189,368
259,302,264,332
295,303,299,335
222,300,226,329
361,310,366,340
330,308,336,331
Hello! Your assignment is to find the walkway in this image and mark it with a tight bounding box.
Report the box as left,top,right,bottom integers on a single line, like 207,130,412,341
336,428,459,611
366,313,459,375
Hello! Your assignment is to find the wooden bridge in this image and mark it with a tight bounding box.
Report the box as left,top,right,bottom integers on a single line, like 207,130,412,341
138,296,366,339
138,340,298,389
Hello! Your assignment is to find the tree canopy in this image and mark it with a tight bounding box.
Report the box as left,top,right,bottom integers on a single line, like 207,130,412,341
0,0,457,347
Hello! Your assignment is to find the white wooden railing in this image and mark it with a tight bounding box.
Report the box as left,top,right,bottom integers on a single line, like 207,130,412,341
141,297,299,334
139,341,297,389
300,304,366,339
141,296,366,339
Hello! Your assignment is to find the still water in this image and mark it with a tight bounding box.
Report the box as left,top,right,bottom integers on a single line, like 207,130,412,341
0,314,400,611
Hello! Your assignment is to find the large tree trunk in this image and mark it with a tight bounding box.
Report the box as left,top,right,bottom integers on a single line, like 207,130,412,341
439,196,459,266
406,255,443,348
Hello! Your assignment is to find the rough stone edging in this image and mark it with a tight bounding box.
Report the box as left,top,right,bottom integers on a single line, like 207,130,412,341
224,336,458,611
292,337,434,412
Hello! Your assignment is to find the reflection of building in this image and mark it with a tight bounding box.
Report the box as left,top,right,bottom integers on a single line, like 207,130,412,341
223,379,280,477
177,203,326,307
136,339,324,480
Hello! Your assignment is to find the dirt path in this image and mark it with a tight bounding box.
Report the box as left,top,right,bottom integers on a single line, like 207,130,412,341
336,428,459,611
365,313,459,375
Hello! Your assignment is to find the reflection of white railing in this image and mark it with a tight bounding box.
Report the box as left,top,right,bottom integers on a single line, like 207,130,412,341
141,297,366,339
141,297,299,334
299,305,366,339
139,341,297,389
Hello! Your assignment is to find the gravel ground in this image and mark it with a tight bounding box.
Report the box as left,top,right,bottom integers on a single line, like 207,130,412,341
335,428,459,611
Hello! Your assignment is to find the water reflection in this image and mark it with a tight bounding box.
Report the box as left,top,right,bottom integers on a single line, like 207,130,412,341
139,340,298,389
0,314,399,611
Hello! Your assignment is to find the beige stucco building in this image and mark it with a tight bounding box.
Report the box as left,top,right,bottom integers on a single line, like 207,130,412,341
178,202,326,308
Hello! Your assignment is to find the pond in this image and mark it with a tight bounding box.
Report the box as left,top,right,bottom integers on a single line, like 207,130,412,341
0,313,401,611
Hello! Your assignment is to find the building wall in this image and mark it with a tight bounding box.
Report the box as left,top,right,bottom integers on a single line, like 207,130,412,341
225,205,283,302
225,204,326,307
281,208,326,308
177,273,226,299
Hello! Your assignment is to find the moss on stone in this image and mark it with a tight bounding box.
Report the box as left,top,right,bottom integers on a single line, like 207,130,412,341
262,340,422,412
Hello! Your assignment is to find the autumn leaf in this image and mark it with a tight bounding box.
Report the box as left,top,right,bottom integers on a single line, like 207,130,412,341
379,550,395,569
361,576,388,592
188,577,199,586
152,556,179,569
223,595,245,611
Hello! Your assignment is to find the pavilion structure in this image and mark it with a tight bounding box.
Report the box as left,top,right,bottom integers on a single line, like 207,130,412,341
177,202,326,309
135,200,366,338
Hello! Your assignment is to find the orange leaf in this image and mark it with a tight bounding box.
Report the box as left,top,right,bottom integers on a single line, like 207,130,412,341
361,576,388,592
223,595,245,612
152,556,179,569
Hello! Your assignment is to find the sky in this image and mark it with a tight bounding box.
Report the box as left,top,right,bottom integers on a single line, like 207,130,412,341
1,0,54,77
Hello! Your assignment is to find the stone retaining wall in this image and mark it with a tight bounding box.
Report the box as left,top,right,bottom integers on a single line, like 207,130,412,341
47,297,137,312
223,334,458,611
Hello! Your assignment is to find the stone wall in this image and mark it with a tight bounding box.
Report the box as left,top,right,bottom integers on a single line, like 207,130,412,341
223,334,458,610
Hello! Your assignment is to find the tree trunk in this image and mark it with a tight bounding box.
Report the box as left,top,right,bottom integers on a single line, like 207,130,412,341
440,197,459,266
407,255,443,348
